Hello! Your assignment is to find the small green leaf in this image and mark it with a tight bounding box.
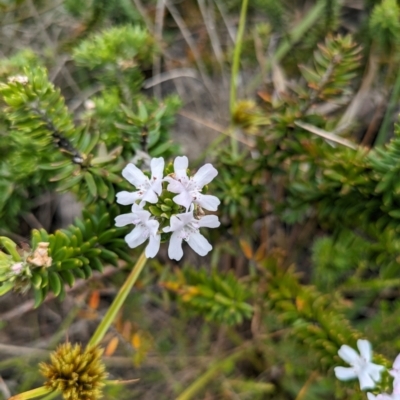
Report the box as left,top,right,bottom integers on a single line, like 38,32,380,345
84,172,97,198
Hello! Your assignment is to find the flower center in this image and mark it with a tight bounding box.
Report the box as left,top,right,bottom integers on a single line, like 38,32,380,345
352,357,368,374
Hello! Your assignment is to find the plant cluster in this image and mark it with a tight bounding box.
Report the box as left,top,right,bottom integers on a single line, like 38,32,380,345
3,1,400,400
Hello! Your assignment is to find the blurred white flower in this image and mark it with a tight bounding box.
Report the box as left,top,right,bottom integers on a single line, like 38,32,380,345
116,157,164,206
165,156,220,211
390,354,400,395
334,339,384,390
84,100,96,110
367,393,400,400
115,204,160,258
163,207,220,261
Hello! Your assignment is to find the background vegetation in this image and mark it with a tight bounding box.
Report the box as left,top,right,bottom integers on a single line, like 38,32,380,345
1,0,400,399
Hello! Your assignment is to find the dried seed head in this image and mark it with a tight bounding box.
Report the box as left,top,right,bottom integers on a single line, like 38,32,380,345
27,242,52,267
40,343,107,400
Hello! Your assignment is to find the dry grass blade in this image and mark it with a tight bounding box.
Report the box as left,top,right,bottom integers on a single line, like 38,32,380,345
163,0,215,98
337,51,379,131
153,0,166,98
213,0,236,43
294,121,358,150
0,375,11,399
197,0,225,72
130,0,154,32
143,68,199,89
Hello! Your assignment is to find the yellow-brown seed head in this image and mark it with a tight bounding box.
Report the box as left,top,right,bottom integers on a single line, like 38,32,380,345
39,343,107,400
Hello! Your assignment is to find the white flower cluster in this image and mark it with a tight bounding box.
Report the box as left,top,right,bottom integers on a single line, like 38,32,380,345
335,339,400,399
115,156,220,260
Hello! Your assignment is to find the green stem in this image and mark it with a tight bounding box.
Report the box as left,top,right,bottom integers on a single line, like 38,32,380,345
229,0,249,156
9,386,53,400
175,345,252,400
39,391,59,400
87,251,147,348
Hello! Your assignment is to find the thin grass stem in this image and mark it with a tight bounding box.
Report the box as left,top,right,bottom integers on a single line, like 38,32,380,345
175,345,253,400
87,251,147,348
229,0,249,156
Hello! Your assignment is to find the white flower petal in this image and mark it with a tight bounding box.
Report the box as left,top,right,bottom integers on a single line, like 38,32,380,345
165,177,185,194
197,194,220,211
141,188,159,204
187,232,212,256
393,354,400,371
168,232,184,261
133,208,152,223
371,394,394,400
178,209,196,225
163,215,183,233
358,339,372,362
193,164,218,187
367,394,377,400
115,213,136,227
151,179,163,196
122,163,147,187
367,363,385,382
338,344,360,364
198,215,220,229
150,157,164,180
125,226,148,248
116,191,140,205
174,156,189,179
334,366,357,381
393,379,400,395
146,219,159,236
173,191,193,209
162,218,175,233
358,368,377,390
146,234,161,258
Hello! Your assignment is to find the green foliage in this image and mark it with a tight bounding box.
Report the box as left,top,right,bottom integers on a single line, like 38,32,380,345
73,25,156,70
0,24,179,300
370,0,400,54
254,0,286,33
311,232,368,291
5,3,400,399
0,64,127,226
213,148,265,231
264,256,392,395
298,34,361,102
0,204,133,307
163,267,253,326
216,34,361,230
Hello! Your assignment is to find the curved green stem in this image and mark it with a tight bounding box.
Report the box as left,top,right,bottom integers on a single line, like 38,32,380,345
87,251,147,347
229,0,249,156
9,386,53,400
39,391,59,400
175,345,253,400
